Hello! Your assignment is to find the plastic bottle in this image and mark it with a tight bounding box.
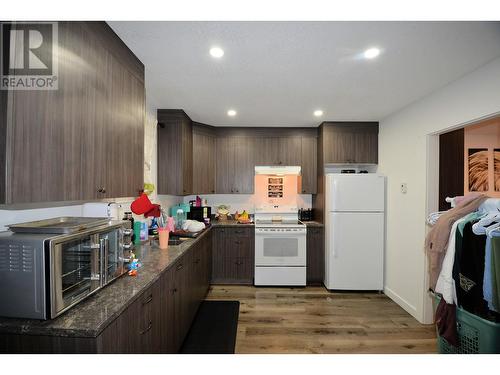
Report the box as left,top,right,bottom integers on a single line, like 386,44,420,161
176,209,184,230
140,222,148,241
133,221,142,245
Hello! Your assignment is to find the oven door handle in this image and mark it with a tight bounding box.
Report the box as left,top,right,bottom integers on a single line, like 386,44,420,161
99,237,108,286
255,231,306,236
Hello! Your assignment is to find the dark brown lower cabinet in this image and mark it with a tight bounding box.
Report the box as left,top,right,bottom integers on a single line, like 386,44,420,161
211,227,254,284
306,226,324,285
0,232,212,354
112,281,162,353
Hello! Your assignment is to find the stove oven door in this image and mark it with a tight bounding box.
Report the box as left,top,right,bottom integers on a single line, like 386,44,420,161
255,227,306,266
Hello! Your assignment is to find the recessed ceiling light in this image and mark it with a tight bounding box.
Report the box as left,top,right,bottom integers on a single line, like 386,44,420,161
364,48,380,59
210,47,224,58
227,109,237,117
313,110,323,117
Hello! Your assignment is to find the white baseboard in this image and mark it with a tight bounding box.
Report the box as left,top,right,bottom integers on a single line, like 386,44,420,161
384,286,423,323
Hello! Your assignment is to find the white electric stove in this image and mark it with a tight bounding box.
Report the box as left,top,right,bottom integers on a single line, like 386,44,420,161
254,205,307,286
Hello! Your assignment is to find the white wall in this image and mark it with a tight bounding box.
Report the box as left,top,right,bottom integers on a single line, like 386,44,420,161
378,57,500,323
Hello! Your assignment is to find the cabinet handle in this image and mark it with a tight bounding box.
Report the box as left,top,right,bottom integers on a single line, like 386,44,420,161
211,190,215,193
140,321,153,335
142,294,153,305
234,230,244,234
235,261,243,265
171,288,177,294
176,264,183,271
234,240,242,245
97,187,106,194
236,189,239,193
194,258,201,264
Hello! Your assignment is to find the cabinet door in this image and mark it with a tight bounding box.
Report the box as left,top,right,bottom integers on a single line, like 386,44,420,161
233,137,255,194
212,228,230,282
215,137,236,193
278,137,302,166
138,282,162,353
216,137,255,194
323,126,357,163
193,129,216,194
105,56,144,198
306,226,324,285
300,137,317,194
212,227,254,284
355,128,378,164
157,111,193,195
160,266,177,353
254,137,280,165
173,255,191,348
182,119,193,195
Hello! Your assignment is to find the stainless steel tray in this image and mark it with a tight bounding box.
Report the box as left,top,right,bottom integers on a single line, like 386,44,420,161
7,217,110,234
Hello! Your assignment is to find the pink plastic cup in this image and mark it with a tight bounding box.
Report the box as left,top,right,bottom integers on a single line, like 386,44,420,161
158,227,169,249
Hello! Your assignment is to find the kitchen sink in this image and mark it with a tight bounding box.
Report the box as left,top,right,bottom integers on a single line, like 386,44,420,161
168,238,184,246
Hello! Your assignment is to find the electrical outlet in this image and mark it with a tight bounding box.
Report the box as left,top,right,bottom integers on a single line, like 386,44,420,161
401,183,408,194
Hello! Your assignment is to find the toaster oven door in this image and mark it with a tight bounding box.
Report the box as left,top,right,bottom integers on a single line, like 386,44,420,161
50,234,102,318
98,228,126,285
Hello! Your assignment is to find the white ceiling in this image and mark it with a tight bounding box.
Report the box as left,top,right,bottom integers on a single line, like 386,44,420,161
109,21,500,127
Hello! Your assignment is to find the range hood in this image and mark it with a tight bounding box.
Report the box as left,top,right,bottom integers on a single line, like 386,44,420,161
254,166,301,175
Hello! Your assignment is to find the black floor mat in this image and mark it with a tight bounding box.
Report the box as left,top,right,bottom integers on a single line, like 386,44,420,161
180,300,240,354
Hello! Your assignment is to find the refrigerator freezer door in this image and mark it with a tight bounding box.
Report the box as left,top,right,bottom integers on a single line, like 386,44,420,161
326,174,385,212
325,212,384,290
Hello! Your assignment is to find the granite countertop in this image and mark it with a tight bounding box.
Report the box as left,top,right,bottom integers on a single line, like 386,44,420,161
302,221,324,227
0,228,212,338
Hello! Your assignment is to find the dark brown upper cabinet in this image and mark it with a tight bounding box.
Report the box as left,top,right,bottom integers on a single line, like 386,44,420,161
215,136,255,194
0,22,145,204
321,122,378,164
157,110,193,196
301,136,317,194
254,136,302,166
192,123,216,194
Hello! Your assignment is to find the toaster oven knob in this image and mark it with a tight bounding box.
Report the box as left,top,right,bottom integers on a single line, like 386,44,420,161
122,228,133,236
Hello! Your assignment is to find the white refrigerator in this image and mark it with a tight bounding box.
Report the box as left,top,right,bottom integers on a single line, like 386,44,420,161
324,174,385,291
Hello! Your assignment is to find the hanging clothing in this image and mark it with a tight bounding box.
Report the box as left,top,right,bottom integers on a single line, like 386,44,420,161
458,212,485,236
425,194,487,290
453,221,488,316
435,217,466,304
435,298,459,347
483,227,500,312
491,236,500,312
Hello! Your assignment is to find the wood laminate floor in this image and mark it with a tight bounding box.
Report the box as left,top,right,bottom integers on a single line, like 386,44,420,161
205,285,437,354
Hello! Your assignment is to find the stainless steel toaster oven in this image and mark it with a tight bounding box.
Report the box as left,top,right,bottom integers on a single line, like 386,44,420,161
0,220,133,320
